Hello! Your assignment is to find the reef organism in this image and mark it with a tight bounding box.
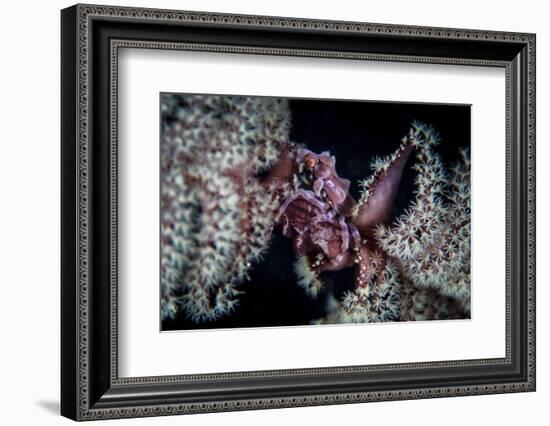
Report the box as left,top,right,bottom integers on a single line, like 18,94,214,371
160,95,291,322
266,126,416,322
309,122,471,322
160,95,471,325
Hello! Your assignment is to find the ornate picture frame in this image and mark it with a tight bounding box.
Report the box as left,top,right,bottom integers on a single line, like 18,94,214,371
61,3,535,421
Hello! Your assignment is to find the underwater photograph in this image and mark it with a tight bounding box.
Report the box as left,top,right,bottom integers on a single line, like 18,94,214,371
160,93,471,331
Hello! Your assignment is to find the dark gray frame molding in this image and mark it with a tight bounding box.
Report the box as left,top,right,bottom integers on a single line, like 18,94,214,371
61,3,535,421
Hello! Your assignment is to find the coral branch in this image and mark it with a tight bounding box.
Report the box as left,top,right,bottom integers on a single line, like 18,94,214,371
313,122,470,322
374,122,471,314
352,136,414,229
161,95,291,322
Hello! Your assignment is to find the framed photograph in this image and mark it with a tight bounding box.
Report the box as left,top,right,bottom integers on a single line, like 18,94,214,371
61,3,536,421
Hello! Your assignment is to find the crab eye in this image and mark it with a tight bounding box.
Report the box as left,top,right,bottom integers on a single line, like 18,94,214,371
304,156,317,169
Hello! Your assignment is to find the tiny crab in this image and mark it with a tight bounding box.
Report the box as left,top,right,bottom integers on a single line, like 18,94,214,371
266,135,414,289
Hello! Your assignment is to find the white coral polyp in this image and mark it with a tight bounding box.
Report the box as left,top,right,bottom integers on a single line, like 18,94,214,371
160,95,290,322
